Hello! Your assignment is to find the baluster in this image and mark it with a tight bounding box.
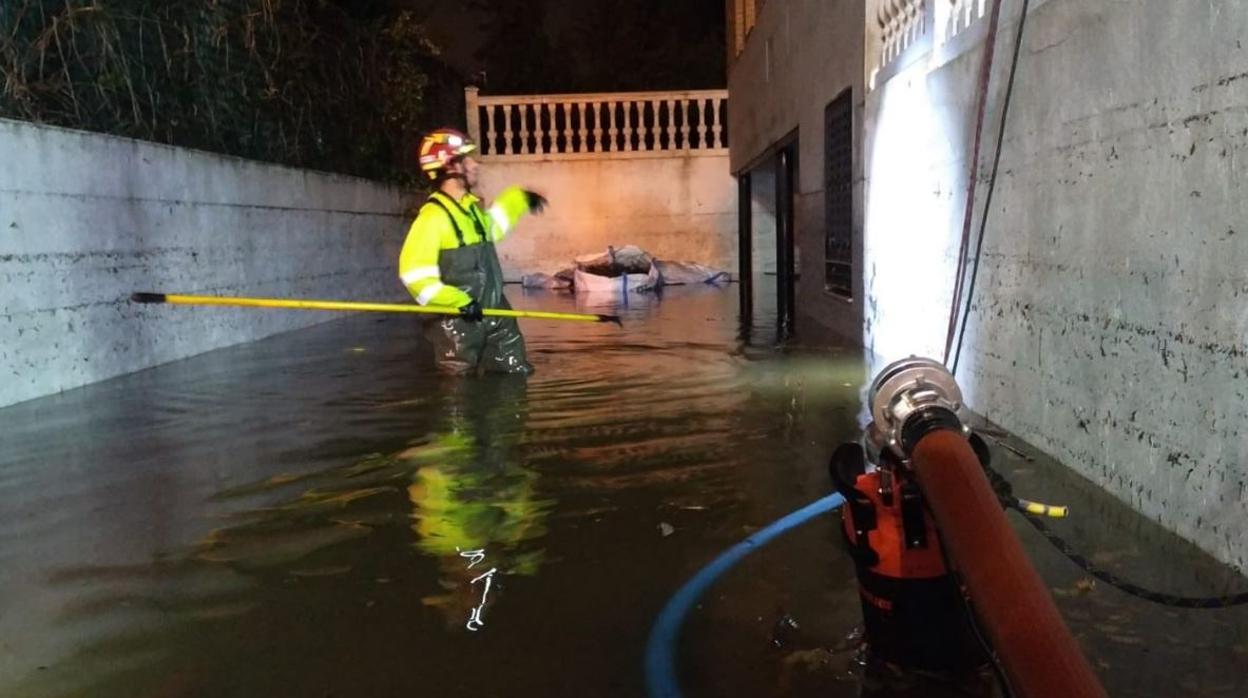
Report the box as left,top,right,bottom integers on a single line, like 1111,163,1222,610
680,99,691,150
502,105,514,155
900,0,912,50
605,101,616,152
880,0,896,62
531,102,543,155
622,102,635,152
484,104,496,156
698,98,708,148
908,0,921,46
536,104,546,155
580,102,591,152
590,102,603,152
561,102,572,153
533,103,542,155
905,0,915,49
710,98,723,148
664,98,676,150
583,102,593,152
634,102,645,152
639,101,651,151
654,99,664,149
889,0,904,59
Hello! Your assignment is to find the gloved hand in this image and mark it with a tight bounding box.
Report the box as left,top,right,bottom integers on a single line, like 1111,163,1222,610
458,300,484,322
522,190,548,214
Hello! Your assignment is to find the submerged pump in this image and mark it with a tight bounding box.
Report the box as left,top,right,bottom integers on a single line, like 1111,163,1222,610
831,357,1105,698
830,357,987,671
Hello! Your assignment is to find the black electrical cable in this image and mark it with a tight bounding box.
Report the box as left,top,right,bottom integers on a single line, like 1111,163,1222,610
951,0,1032,376
978,456,1248,608
935,539,1018,698
1018,514,1248,608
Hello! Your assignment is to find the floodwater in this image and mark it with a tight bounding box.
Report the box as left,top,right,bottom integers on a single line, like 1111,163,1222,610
1,286,1246,698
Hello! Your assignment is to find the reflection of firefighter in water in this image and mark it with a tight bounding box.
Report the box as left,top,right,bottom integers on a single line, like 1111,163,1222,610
401,375,550,630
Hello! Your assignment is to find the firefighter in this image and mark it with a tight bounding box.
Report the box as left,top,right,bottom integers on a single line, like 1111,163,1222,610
399,127,547,374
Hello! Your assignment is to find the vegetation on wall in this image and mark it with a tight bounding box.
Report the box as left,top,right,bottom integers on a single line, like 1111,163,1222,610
0,0,464,183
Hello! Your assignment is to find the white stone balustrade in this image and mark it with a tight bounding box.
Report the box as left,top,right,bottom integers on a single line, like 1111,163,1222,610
937,0,989,47
875,0,928,69
464,88,728,159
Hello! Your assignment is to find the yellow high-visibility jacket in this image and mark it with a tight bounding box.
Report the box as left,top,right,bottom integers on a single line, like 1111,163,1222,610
398,187,533,307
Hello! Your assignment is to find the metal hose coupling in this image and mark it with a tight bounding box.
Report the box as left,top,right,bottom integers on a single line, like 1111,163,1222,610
865,357,970,464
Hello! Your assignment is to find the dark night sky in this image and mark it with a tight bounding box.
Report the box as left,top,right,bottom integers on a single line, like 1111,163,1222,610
417,0,726,93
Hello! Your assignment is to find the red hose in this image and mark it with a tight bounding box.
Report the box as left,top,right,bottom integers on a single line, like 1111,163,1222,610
911,430,1106,698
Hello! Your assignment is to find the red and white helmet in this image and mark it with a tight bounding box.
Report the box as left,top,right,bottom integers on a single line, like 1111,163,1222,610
418,127,478,180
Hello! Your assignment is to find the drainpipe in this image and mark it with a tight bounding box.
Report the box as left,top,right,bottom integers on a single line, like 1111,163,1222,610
774,148,795,337
867,358,1106,698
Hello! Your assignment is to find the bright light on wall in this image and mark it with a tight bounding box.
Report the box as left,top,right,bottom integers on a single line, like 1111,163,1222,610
862,58,968,382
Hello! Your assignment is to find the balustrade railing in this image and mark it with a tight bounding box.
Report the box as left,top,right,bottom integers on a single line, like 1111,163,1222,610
876,0,927,69
937,0,989,46
465,88,728,158
872,0,994,83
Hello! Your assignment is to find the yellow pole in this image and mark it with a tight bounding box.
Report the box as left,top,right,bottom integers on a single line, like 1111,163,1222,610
130,293,621,325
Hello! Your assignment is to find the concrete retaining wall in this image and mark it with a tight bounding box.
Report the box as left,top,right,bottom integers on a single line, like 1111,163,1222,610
0,119,409,408
861,0,1248,570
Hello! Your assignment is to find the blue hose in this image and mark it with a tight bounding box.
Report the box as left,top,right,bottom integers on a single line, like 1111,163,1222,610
643,493,847,698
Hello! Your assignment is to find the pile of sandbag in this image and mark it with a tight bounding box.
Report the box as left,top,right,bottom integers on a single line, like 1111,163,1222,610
572,245,662,293
519,245,731,293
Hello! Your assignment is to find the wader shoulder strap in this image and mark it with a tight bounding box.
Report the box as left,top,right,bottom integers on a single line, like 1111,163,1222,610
440,193,491,244
425,195,467,248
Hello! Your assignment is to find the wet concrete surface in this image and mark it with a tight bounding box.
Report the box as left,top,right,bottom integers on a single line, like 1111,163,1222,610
1,286,1246,697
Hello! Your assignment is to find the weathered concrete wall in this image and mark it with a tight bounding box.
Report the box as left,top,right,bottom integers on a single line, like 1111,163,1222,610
727,0,866,343
476,152,736,280
860,0,1248,570
1,119,409,409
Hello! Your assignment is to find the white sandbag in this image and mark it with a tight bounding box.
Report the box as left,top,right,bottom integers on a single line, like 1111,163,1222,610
573,265,661,293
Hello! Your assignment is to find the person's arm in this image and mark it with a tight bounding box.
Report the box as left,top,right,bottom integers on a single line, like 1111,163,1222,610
398,206,474,307
483,186,547,242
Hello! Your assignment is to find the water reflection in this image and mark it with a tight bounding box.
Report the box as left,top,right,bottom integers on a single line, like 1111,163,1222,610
0,287,1246,698
404,375,551,630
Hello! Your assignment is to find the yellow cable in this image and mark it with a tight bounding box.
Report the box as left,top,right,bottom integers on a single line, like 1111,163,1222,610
1019,498,1069,518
